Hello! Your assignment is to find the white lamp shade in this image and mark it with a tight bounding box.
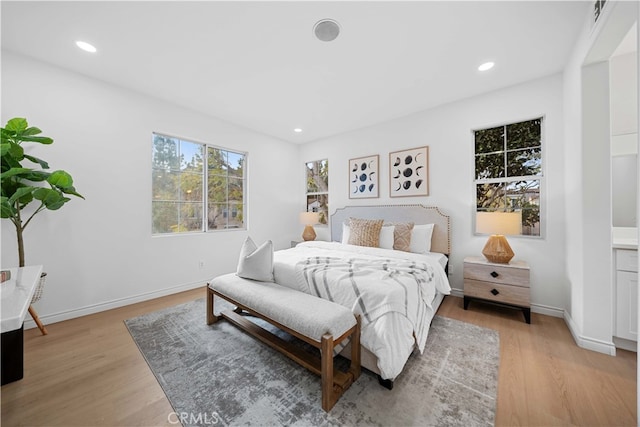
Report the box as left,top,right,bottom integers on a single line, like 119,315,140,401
476,211,522,236
299,211,320,225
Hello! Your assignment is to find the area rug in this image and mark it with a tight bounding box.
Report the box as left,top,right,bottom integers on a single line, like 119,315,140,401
125,298,499,427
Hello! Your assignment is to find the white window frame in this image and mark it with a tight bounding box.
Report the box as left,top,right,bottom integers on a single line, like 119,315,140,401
472,116,545,238
305,159,329,225
152,132,247,235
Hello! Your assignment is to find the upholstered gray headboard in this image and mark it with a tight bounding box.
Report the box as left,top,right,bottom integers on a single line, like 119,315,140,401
330,205,451,255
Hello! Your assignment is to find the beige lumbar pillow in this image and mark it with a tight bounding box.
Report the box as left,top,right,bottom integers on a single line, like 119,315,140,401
236,237,274,282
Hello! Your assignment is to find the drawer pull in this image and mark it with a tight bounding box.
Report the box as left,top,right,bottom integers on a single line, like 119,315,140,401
491,288,500,296
490,271,499,278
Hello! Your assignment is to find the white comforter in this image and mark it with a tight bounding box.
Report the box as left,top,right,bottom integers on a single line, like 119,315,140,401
273,241,451,380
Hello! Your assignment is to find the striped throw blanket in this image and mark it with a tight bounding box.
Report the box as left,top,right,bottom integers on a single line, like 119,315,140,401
296,256,437,352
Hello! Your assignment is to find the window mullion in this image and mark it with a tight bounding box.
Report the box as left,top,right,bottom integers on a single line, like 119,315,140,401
177,141,182,230
476,175,541,185
503,125,508,179
204,147,208,232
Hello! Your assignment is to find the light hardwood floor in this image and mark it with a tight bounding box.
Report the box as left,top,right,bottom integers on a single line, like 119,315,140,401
1,289,636,426
438,298,636,426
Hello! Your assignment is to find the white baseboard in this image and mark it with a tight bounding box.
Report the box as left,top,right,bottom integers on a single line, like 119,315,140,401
531,302,564,318
23,279,205,331
613,336,637,352
450,288,464,298
563,311,617,356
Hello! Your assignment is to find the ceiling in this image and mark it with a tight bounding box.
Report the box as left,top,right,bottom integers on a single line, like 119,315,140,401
1,1,591,144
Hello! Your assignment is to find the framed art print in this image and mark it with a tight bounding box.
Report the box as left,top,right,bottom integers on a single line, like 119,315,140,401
349,155,379,199
389,146,429,197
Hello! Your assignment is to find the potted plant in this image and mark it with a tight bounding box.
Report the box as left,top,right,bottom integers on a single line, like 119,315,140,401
1,117,84,265
1,117,84,334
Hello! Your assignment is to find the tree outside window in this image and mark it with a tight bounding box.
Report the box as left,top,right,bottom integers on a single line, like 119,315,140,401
305,159,329,225
152,133,246,234
474,118,542,236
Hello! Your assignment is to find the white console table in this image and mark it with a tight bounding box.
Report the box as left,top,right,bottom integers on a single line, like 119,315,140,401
1,265,43,385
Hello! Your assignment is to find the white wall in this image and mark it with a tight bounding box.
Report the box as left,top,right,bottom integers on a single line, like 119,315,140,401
300,74,568,315
611,51,638,137
637,6,640,420
562,1,638,355
582,61,614,347
611,51,638,228
1,51,300,327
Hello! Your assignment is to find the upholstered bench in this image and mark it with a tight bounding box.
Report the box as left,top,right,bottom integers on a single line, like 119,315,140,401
206,273,361,412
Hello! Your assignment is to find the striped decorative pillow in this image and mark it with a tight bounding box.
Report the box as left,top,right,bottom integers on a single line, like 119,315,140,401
347,218,384,247
392,222,415,252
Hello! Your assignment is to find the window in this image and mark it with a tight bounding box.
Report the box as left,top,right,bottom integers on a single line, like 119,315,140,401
305,159,329,225
152,133,246,234
207,146,245,230
474,118,542,236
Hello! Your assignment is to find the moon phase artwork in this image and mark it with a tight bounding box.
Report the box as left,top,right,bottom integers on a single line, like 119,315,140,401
389,146,429,197
349,154,379,199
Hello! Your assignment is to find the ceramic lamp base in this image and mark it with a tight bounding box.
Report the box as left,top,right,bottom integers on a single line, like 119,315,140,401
482,234,514,264
302,225,316,241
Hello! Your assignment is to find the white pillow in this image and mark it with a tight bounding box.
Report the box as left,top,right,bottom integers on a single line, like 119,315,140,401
236,237,274,282
409,224,435,254
379,225,395,249
341,222,351,244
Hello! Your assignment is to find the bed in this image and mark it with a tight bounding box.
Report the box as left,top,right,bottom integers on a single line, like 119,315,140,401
272,204,451,385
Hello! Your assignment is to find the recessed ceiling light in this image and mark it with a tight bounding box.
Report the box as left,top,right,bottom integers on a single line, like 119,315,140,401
294,128,303,133
75,41,97,53
478,62,495,71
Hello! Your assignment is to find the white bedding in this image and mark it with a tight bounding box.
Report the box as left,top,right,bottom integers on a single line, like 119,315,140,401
273,241,451,380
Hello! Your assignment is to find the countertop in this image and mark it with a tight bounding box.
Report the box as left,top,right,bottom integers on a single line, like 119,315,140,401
613,227,638,250
0,265,43,332
613,239,638,250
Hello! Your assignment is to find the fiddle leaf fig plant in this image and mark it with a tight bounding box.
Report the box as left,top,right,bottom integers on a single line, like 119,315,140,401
1,117,84,267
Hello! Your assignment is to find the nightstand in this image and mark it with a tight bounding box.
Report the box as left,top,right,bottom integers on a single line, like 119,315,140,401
463,256,531,324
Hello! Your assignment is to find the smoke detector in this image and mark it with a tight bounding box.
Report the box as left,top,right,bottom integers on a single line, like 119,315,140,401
314,19,340,42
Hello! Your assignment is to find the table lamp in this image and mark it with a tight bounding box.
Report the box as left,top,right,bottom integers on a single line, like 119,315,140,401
300,212,320,241
476,211,522,264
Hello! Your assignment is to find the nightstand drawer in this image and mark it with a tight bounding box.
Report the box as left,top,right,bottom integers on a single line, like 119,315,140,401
464,279,530,307
464,262,529,288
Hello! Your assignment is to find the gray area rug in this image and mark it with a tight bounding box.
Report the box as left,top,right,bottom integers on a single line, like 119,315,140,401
125,298,499,426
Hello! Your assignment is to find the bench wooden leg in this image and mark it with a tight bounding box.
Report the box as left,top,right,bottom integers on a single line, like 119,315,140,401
206,285,221,325
321,318,362,412
349,315,361,380
321,334,335,412
320,326,361,412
